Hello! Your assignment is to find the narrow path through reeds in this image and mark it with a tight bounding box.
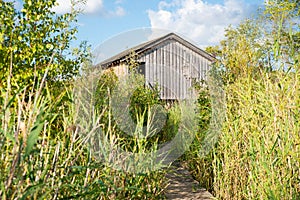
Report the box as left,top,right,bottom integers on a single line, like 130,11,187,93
165,161,214,200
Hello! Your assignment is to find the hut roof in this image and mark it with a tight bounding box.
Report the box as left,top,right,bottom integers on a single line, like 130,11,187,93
98,32,215,69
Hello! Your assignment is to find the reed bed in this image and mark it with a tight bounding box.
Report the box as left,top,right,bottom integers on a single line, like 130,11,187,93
213,71,300,199
0,75,167,199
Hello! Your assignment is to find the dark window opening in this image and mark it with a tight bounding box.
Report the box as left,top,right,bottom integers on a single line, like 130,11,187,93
129,62,145,77
136,62,145,76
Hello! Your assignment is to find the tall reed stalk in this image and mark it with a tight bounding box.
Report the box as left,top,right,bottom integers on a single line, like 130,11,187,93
213,71,300,199
0,69,168,199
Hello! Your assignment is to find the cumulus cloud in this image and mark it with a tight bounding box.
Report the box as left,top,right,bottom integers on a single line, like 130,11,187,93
53,0,103,14
52,0,125,17
148,0,258,47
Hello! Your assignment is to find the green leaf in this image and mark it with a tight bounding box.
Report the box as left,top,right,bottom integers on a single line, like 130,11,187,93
20,183,45,200
0,33,4,43
24,119,44,157
3,129,16,144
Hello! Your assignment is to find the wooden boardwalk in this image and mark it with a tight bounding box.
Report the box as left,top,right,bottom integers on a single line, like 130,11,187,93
165,161,214,200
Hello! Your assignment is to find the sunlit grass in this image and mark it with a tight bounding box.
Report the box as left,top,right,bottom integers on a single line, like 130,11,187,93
0,75,168,199
184,70,300,199
213,71,300,199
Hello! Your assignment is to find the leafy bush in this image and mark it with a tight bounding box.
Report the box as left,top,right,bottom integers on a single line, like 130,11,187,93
0,0,90,92
181,84,214,192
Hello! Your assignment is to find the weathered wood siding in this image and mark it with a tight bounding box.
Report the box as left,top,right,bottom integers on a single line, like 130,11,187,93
138,40,212,99
106,39,212,100
103,63,128,77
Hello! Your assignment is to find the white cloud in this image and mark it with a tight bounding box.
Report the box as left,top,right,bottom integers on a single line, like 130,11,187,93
53,0,126,17
110,6,126,17
53,0,103,14
148,0,258,47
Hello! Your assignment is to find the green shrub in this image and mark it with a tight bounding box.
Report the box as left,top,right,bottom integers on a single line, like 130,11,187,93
181,84,214,191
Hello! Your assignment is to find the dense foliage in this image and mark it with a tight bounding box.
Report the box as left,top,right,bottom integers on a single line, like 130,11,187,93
0,0,299,199
0,0,90,90
184,0,300,199
0,1,167,199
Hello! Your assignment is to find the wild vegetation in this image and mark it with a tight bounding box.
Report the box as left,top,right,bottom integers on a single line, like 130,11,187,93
0,1,167,199
184,0,300,199
0,0,299,199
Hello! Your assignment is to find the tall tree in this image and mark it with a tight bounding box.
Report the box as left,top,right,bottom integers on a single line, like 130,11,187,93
206,0,300,82
0,0,90,91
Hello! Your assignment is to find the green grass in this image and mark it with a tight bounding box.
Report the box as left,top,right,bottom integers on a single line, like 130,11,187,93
1,47,299,200
213,71,300,199
0,76,168,199
184,70,300,199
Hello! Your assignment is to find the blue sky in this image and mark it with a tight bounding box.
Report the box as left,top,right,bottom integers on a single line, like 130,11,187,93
12,0,266,62
73,0,265,63
69,0,265,47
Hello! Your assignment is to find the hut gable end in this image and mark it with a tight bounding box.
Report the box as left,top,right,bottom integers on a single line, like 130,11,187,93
98,33,215,100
